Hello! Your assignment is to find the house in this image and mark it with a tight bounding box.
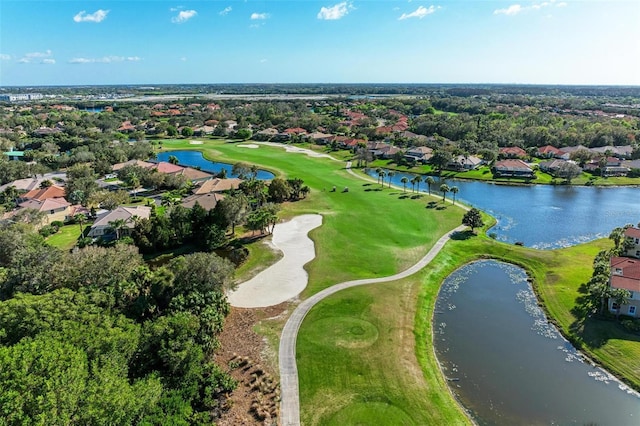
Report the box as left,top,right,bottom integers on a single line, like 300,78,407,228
17,197,71,224
537,159,582,176
305,132,333,145
380,145,403,159
404,146,433,164
153,161,184,174
2,148,25,161
87,206,151,238
448,155,484,171
181,193,225,211
536,145,566,159
499,146,527,159
609,257,640,318
591,145,634,158
192,178,243,195
493,159,534,178
174,167,214,183
112,159,155,172
20,184,66,202
624,227,640,259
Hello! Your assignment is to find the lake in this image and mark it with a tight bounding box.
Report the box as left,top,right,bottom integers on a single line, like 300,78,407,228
156,150,275,180
366,169,640,249
434,260,640,425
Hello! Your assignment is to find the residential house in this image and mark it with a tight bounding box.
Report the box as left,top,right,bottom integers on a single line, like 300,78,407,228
181,193,226,211
192,178,243,195
87,206,151,238
493,159,535,178
448,155,484,171
380,145,403,159
2,148,25,161
538,159,580,176
404,146,433,164
624,227,640,259
17,197,71,224
254,128,279,141
609,257,640,318
498,146,527,159
112,159,155,172
536,145,567,159
19,184,66,202
591,145,634,159
305,132,333,145
174,167,214,183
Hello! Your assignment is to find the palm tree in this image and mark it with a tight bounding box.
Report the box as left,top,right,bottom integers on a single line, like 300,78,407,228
74,213,87,237
387,171,395,188
440,183,450,202
378,170,386,188
168,155,179,165
410,176,417,193
375,168,382,184
400,176,409,192
609,227,626,255
450,186,459,204
611,288,632,320
108,218,129,240
415,175,423,193
426,176,435,196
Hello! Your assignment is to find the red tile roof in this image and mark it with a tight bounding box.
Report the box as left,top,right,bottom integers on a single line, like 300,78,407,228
625,227,640,239
499,146,527,157
610,257,640,292
23,185,66,201
153,162,184,174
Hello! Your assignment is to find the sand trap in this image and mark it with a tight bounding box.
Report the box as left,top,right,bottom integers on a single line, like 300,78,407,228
189,140,203,145
228,214,322,308
237,144,259,148
259,142,337,159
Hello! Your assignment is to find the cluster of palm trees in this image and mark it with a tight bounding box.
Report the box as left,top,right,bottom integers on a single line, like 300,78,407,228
373,168,459,203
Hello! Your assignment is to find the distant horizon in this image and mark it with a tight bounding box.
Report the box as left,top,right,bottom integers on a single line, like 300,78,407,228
3,82,640,90
2,1,639,87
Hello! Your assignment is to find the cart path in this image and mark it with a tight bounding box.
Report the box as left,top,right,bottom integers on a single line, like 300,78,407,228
279,162,469,425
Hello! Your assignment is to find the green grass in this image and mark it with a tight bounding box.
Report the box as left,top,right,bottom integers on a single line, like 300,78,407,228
45,223,86,250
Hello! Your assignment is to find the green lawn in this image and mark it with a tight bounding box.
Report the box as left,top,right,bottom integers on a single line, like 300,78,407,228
45,223,87,250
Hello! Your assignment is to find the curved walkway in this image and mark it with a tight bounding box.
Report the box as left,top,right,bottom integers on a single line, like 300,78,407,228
279,162,471,425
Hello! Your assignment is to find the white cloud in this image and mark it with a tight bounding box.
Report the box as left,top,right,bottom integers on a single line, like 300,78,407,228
494,1,567,15
0,54,11,60
172,10,197,23
220,6,232,16
18,58,30,64
41,59,56,64
494,4,523,15
25,50,52,58
250,12,269,20
73,9,109,23
317,2,351,20
398,5,440,20
69,56,141,64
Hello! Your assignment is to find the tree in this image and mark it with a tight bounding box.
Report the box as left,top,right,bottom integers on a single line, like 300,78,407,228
425,176,435,195
235,128,252,140
268,177,292,202
414,175,423,193
462,207,484,233
440,183,450,202
431,149,453,173
387,171,395,188
556,162,582,183
611,288,631,320
231,162,251,179
378,170,386,187
609,227,626,255
109,218,129,240
218,193,248,235
400,176,409,192
74,213,87,237
450,186,459,204
168,155,179,165
181,127,194,138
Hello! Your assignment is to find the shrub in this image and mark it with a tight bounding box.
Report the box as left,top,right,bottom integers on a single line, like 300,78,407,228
621,319,640,333
39,225,59,237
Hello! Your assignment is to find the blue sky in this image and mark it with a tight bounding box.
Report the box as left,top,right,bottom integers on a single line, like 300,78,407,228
1,1,639,86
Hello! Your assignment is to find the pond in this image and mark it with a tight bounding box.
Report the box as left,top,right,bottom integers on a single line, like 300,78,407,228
433,260,640,425
365,169,640,249
156,150,275,180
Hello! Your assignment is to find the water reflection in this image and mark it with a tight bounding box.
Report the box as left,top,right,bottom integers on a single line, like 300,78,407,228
433,260,640,425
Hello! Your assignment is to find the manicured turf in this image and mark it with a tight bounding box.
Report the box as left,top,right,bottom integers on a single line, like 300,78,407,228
45,223,86,250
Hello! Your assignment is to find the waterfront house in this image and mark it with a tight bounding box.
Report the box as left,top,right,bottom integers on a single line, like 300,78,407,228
499,146,527,159
493,159,534,178
624,227,640,259
404,146,433,164
609,256,640,318
448,155,484,171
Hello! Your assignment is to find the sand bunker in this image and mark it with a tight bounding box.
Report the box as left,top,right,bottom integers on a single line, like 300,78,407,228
228,214,322,308
237,144,260,148
259,142,337,159
189,140,203,145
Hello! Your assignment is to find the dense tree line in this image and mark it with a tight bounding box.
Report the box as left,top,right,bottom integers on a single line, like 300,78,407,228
0,223,237,424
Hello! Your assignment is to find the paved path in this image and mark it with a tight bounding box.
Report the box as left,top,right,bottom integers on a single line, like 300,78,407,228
279,162,469,425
